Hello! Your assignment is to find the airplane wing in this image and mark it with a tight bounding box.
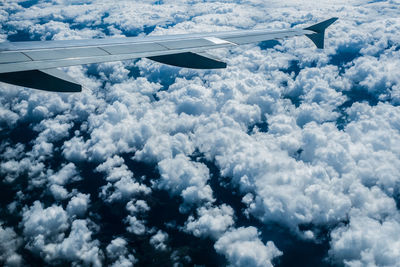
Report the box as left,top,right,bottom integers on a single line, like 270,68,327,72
0,18,338,92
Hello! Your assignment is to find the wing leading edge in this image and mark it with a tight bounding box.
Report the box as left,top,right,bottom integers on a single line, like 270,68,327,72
0,17,338,92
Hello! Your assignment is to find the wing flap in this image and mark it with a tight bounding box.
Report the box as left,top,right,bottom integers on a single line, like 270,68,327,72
148,52,226,69
0,68,81,92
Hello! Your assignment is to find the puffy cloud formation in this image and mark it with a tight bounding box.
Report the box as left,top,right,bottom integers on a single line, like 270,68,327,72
1,0,400,266
125,199,150,235
0,224,22,267
184,204,235,239
48,163,80,186
330,215,400,267
156,154,214,211
96,156,151,202
214,227,282,267
67,193,90,217
150,230,168,251
22,201,69,244
106,237,137,267
21,202,102,266
41,220,102,266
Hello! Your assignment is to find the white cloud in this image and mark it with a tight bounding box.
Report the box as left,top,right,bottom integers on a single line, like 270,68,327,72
49,184,69,200
156,154,214,211
62,136,88,162
0,158,28,184
125,216,146,235
0,224,22,267
150,230,168,251
20,202,102,265
96,155,133,182
126,199,150,215
184,204,234,239
106,237,136,266
125,199,150,236
22,201,69,243
2,0,400,266
214,226,282,267
134,133,194,163
106,237,128,258
330,215,400,267
100,177,151,203
96,156,151,202
48,163,80,186
42,220,103,267
67,193,90,217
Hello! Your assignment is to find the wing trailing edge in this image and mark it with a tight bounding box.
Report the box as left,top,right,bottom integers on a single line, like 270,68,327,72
148,52,227,69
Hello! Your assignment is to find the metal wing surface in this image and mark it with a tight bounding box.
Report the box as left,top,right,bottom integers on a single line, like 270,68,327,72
0,17,338,92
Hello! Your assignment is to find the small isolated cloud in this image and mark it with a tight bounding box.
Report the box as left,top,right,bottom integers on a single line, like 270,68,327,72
126,199,150,215
125,216,146,236
150,230,168,251
106,237,137,267
125,199,150,236
214,226,282,267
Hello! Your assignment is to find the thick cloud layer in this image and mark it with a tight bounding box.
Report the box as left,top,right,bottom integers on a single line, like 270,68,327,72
1,0,400,266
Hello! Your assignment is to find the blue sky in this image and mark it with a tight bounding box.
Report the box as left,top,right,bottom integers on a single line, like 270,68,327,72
1,0,400,266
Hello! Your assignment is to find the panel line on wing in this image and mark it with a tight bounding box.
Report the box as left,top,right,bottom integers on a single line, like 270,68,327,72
97,47,112,55
20,51,34,61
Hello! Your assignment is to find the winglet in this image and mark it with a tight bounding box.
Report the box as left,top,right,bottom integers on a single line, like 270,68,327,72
304,17,338,49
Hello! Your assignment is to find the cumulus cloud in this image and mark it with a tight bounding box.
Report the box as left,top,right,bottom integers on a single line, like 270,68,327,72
125,199,150,236
67,193,90,217
214,227,282,267
22,201,69,244
1,0,400,266
156,154,214,212
48,163,80,186
106,237,137,267
97,156,151,202
184,204,235,239
125,216,147,235
49,184,69,200
0,224,22,267
150,230,168,251
41,220,103,266
330,215,400,267
22,202,101,265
